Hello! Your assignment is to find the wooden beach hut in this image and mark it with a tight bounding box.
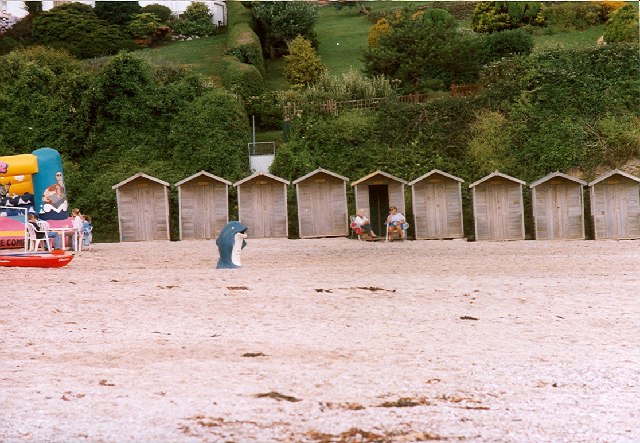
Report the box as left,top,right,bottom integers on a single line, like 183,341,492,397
588,169,640,240
351,170,407,237
293,168,349,238
112,172,170,242
529,172,586,240
234,172,290,239
174,171,232,240
469,171,525,241
409,169,464,240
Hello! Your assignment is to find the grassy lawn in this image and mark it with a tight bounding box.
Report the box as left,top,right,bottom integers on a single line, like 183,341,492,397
533,25,606,51
135,35,227,84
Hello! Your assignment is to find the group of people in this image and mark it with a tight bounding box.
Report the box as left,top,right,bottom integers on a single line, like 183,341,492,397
27,207,93,251
353,206,406,240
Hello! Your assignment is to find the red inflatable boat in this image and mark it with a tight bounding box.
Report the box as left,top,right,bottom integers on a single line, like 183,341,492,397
0,251,74,268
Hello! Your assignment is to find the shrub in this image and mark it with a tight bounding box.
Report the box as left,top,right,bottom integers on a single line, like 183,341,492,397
220,55,264,98
482,28,534,63
128,12,169,45
252,1,319,59
140,4,173,23
172,1,217,37
171,17,216,38
168,89,250,181
305,68,396,102
368,17,390,48
541,1,607,32
603,5,639,44
244,91,283,131
283,35,325,87
467,111,513,175
94,1,141,27
471,1,544,33
364,8,485,93
32,4,131,59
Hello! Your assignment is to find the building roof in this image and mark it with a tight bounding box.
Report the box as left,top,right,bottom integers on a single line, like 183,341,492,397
174,171,232,187
409,169,464,186
529,171,587,188
469,170,526,188
112,172,170,190
350,170,408,187
233,172,290,187
588,169,640,187
292,167,349,185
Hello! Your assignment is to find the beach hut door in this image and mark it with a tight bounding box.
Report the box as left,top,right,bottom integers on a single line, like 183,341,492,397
368,184,389,236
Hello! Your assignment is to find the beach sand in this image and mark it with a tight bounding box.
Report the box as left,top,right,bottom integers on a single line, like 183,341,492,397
1,238,638,442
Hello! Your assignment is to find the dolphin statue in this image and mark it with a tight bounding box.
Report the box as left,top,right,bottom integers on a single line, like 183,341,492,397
216,221,248,269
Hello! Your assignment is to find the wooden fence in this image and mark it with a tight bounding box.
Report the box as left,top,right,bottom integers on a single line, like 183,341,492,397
283,88,480,120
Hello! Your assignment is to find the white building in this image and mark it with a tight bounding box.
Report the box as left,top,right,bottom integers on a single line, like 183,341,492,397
1,1,226,25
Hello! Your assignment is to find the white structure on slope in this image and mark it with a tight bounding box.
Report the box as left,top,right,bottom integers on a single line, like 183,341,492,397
1,1,226,25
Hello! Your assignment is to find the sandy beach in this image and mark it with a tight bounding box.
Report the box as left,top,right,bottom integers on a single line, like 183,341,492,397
1,238,638,442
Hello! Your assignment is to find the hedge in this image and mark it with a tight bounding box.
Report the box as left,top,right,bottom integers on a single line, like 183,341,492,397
220,54,264,98
225,22,266,78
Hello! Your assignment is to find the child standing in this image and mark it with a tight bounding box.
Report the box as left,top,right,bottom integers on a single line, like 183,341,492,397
82,214,93,248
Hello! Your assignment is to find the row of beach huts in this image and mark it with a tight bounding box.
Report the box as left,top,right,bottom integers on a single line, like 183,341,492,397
112,168,640,242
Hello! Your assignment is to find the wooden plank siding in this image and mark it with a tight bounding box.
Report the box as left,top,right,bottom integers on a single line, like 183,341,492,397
115,177,169,242
531,178,585,240
353,181,405,216
178,177,228,240
590,176,640,240
296,172,348,238
472,176,525,241
237,176,288,239
411,173,463,240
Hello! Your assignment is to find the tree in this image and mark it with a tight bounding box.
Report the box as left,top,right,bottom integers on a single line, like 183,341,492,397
603,5,639,44
128,12,170,45
470,1,544,33
32,3,131,59
169,89,250,180
363,8,485,93
172,1,216,37
140,3,173,23
252,1,319,58
94,1,141,27
283,35,325,87
25,1,43,15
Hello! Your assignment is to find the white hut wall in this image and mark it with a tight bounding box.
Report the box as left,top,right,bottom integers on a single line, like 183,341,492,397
179,178,228,240
473,178,524,241
591,178,640,239
533,181,584,240
239,179,288,239
117,178,169,242
413,177,463,239
297,174,347,238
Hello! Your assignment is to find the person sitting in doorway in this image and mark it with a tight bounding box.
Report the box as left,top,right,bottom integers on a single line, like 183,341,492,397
386,206,406,240
353,208,377,239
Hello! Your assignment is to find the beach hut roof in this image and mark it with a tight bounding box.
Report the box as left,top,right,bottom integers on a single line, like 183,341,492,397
350,170,408,187
233,171,290,188
529,171,587,189
292,168,349,185
409,169,464,186
112,172,169,190
588,169,640,187
469,170,525,189
174,171,232,187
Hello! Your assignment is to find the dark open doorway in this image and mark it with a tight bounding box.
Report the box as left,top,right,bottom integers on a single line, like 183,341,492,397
368,184,389,236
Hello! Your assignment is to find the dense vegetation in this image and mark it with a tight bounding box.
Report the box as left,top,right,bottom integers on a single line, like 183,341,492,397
1,1,639,240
